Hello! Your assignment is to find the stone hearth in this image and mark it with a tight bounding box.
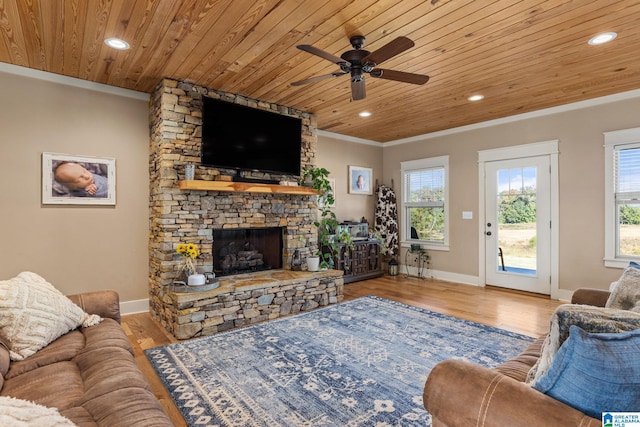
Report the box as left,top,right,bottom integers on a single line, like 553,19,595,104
165,270,344,339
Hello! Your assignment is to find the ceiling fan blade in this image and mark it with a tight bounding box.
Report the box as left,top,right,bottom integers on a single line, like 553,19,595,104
291,72,347,86
370,68,429,85
297,45,349,66
351,78,366,101
362,36,414,66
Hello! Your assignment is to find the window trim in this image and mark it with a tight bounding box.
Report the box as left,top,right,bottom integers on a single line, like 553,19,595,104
604,127,640,268
400,155,449,251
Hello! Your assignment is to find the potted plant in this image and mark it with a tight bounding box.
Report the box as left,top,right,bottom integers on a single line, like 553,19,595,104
301,166,356,270
176,243,206,286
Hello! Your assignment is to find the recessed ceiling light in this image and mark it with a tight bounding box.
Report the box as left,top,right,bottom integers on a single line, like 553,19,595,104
588,32,617,46
468,94,484,101
359,111,372,117
104,37,130,50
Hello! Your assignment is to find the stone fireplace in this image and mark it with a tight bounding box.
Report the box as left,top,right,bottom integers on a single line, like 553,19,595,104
214,227,283,276
148,79,344,339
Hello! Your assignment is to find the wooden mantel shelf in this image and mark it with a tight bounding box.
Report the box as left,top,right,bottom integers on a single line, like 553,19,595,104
178,180,320,195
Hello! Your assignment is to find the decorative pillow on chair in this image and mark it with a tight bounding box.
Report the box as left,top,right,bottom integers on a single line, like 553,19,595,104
606,263,640,312
532,325,640,418
0,272,102,361
0,396,77,426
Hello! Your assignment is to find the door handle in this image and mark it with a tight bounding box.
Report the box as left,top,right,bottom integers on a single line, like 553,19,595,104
486,231,492,236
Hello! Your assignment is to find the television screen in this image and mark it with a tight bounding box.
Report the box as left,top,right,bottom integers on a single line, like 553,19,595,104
201,97,302,176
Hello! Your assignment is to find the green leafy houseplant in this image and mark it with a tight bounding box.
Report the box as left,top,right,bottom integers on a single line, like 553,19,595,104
300,166,353,269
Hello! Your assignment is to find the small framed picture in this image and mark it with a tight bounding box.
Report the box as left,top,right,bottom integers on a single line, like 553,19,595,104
42,152,116,205
349,165,373,195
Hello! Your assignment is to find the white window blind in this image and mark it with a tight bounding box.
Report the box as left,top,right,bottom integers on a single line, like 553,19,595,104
406,168,444,203
616,146,640,197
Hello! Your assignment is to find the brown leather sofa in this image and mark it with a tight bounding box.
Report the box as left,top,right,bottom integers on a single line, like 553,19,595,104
422,288,611,427
0,290,173,426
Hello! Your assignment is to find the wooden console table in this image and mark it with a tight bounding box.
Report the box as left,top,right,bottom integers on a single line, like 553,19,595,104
330,239,384,284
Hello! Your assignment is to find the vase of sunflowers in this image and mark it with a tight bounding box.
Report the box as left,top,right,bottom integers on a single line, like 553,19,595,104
176,243,206,286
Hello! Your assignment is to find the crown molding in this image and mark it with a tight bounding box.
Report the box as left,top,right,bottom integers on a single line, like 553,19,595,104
317,130,382,147
0,62,149,101
384,88,640,146
318,88,640,147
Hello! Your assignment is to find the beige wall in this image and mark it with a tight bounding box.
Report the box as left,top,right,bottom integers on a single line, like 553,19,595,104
381,96,640,294
0,70,150,302
3,66,639,304
316,134,383,225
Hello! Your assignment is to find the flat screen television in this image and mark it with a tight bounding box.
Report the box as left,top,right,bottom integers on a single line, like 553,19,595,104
201,97,303,176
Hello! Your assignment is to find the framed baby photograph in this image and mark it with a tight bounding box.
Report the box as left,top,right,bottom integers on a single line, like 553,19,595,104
42,152,116,205
348,165,373,195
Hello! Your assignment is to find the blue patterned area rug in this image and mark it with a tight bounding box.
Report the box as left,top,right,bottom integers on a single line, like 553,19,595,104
145,296,533,426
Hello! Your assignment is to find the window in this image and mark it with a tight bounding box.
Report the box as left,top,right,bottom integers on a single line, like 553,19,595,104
401,156,449,250
604,127,640,267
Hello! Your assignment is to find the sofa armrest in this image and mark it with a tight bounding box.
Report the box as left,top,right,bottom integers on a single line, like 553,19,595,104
423,359,601,427
67,290,121,324
571,288,610,307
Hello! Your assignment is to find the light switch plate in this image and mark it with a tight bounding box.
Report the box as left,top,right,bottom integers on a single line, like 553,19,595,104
462,211,473,220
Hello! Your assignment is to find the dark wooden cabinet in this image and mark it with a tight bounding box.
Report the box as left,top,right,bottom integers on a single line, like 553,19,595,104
329,240,383,283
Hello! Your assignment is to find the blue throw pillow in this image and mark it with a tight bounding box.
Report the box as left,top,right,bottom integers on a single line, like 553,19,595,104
532,325,640,418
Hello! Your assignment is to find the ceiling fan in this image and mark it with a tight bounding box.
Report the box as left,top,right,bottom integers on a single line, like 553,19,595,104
291,35,429,101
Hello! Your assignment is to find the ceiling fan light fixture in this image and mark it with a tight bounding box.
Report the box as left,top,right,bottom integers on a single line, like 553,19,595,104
588,32,617,45
104,37,130,50
292,34,429,101
468,94,484,101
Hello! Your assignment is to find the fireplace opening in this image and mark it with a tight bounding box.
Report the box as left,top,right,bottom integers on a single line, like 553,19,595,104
213,227,284,277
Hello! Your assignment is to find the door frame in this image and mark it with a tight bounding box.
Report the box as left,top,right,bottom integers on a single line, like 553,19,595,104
478,140,560,299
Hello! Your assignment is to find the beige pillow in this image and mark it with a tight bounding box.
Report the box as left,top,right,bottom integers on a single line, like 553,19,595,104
0,396,77,426
0,272,101,361
606,265,640,312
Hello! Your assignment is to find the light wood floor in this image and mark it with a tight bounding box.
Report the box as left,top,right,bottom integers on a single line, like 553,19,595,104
121,275,564,426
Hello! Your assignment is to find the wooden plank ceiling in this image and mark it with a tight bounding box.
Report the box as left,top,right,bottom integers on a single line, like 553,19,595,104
1,0,639,142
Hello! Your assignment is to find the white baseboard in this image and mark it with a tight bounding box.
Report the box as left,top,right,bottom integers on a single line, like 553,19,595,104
402,266,574,301
120,298,149,316
403,266,482,286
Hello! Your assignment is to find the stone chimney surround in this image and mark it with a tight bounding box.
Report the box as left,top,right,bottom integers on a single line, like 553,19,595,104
148,79,343,339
